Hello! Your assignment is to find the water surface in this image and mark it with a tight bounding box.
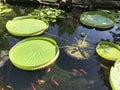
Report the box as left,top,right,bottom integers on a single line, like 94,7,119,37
0,5,117,90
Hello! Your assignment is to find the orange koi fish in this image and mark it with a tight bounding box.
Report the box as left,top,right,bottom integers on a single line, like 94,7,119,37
51,76,59,86
46,67,51,73
31,83,36,90
72,69,80,73
79,69,87,74
37,79,45,85
72,68,82,76
51,79,59,86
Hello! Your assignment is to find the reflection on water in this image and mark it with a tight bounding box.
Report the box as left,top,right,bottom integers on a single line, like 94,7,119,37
0,4,117,90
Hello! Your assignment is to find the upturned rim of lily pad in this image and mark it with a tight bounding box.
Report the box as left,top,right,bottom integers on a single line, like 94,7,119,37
96,41,120,61
9,37,59,70
80,11,116,29
6,17,49,36
110,66,117,90
110,61,120,90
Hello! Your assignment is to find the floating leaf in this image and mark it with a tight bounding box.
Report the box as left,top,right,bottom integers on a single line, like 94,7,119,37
110,61,120,90
9,37,59,70
96,41,120,61
80,11,115,29
6,18,49,36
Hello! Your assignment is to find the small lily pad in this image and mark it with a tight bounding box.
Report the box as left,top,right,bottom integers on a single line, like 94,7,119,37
9,37,59,70
6,18,49,36
96,41,120,61
80,11,115,29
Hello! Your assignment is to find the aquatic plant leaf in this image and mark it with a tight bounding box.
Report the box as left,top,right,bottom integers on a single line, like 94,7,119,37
6,18,49,36
80,11,115,29
29,8,64,23
2,9,12,13
96,41,120,61
110,62,120,90
9,37,59,70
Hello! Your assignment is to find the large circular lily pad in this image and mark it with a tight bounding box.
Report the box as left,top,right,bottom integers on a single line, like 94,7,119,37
96,41,120,61
110,62,120,90
80,11,115,29
9,37,59,70
6,18,49,36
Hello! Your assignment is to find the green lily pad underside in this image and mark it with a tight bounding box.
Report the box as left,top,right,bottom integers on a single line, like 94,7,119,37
6,18,49,36
9,37,59,70
80,11,115,29
96,41,120,61
110,62,120,90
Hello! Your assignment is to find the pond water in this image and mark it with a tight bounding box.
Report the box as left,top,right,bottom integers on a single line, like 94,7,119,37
0,4,118,90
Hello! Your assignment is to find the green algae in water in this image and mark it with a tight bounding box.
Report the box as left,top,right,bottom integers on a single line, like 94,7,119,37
96,41,120,61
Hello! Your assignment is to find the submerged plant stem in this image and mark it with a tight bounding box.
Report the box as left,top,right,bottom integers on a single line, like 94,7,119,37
81,28,95,45
81,30,91,45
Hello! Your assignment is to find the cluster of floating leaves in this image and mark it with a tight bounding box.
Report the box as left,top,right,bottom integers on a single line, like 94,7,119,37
0,3,13,15
0,3,16,33
28,8,64,23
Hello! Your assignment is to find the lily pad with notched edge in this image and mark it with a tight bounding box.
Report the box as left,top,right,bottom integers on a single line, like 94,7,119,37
9,37,59,70
96,41,120,61
110,61,120,90
80,11,115,29
6,18,49,36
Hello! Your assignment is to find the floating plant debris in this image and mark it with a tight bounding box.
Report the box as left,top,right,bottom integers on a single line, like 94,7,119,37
0,50,9,68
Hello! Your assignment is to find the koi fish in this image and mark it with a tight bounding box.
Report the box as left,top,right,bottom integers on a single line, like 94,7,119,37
31,83,36,90
72,68,82,76
45,67,51,73
51,76,59,86
79,69,87,74
37,79,45,85
72,69,80,74
51,79,59,86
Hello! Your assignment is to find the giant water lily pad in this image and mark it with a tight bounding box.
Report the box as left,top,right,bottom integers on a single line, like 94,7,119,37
110,61,120,90
80,11,115,29
6,18,49,36
9,37,59,70
96,41,120,61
